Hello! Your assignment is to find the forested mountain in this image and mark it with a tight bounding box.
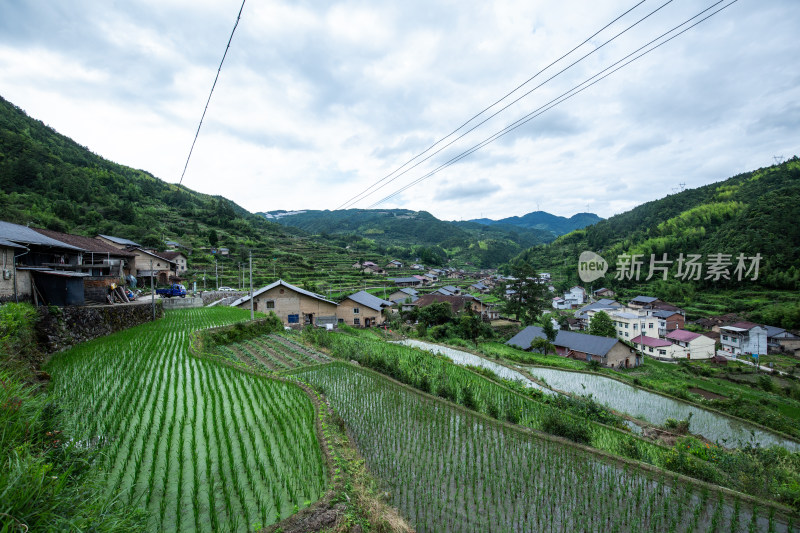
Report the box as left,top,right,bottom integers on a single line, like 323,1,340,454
470,211,603,235
515,158,800,321
0,94,369,288
260,208,556,267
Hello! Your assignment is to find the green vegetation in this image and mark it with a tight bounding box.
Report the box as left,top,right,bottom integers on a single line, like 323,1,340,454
589,310,616,337
294,362,796,532
515,157,800,326
302,327,666,460
45,308,327,532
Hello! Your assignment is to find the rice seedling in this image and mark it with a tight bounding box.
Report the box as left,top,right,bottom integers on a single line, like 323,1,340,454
45,308,326,532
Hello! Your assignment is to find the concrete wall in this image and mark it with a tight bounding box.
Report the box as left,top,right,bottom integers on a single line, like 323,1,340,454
36,300,164,353
162,296,203,309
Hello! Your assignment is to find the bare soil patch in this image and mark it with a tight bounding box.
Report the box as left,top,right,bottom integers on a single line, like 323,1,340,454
688,387,727,400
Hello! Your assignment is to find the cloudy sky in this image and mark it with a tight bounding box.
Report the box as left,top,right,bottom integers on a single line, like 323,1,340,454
1,0,798,221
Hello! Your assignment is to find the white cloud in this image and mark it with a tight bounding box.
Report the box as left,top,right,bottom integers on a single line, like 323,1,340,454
0,0,798,221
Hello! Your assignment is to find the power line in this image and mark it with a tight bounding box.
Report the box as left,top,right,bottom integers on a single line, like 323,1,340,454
335,0,651,210
339,0,675,209
368,0,737,208
178,0,246,186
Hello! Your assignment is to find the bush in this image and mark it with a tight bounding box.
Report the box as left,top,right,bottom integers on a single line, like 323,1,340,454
541,413,592,445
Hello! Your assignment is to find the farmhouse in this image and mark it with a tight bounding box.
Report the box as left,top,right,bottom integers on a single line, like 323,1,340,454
609,311,659,341
627,295,660,309
160,251,189,275
390,276,422,287
230,279,338,327
96,234,141,250
385,259,404,269
650,310,685,336
593,287,616,298
127,248,178,286
389,287,418,302
631,335,673,360
720,322,769,356
665,329,716,360
337,290,393,327
507,326,639,368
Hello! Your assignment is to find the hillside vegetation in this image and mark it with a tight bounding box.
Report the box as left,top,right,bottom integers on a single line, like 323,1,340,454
262,208,560,268
516,158,800,324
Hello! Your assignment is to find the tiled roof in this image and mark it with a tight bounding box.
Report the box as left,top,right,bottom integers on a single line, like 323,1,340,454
630,295,659,304
507,326,621,357
159,251,187,261
345,290,393,311
665,329,702,342
230,279,337,307
33,228,135,257
631,335,672,347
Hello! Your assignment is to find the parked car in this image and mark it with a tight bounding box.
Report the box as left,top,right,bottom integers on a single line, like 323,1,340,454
218,286,234,291
156,284,187,298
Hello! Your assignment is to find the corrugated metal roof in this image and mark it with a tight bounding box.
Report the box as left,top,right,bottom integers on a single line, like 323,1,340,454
345,290,393,311
230,279,337,307
630,295,659,304
0,220,84,251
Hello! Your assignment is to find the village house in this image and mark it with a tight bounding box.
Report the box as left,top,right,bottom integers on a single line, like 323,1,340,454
469,282,490,293
363,265,387,275
127,248,178,286
160,251,189,275
385,259,404,269
764,325,800,352
609,310,659,340
0,220,91,305
650,310,685,336
592,287,616,299
574,299,623,330
96,234,141,250
389,287,418,302
552,286,586,309
665,329,716,360
390,276,422,287
507,326,639,368
230,279,338,327
33,228,136,302
411,294,475,316
720,322,769,356
631,335,673,360
627,295,660,309
336,290,393,327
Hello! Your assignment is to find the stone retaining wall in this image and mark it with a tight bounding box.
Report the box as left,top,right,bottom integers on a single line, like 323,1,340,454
36,300,164,353
161,296,204,309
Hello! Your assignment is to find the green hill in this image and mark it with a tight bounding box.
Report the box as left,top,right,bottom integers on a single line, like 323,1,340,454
470,210,603,235
0,94,375,290
515,157,800,325
261,208,556,268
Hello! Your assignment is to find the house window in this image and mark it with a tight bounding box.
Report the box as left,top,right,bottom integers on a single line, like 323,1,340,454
658,349,666,355
266,300,275,309
354,318,360,325
633,324,638,330
338,318,344,324
648,347,654,352
353,308,360,314
624,323,629,328
722,335,728,341
624,332,629,337
649,323,654,329
288,314,299,324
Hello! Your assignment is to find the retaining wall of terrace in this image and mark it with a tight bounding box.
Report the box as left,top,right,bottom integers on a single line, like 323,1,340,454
36,300,164,353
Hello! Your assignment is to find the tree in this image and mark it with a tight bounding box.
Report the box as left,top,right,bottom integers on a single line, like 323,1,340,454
542,317,558,343
497,259,547,325
458,304,483,346
418,302,452,327
208,229,219,247
589,311,616,338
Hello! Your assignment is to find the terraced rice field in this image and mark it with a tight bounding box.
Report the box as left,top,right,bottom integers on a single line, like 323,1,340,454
218,334,330,372
294,362,797,533
45,308,327,532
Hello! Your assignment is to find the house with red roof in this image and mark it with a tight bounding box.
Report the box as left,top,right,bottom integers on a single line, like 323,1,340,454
631,335,673,360
665,329,716,360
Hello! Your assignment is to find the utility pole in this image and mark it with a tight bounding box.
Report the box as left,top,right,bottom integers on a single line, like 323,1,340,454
150,258,155,321
249,250,254,321
215,257,218,290
203,269,206,290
